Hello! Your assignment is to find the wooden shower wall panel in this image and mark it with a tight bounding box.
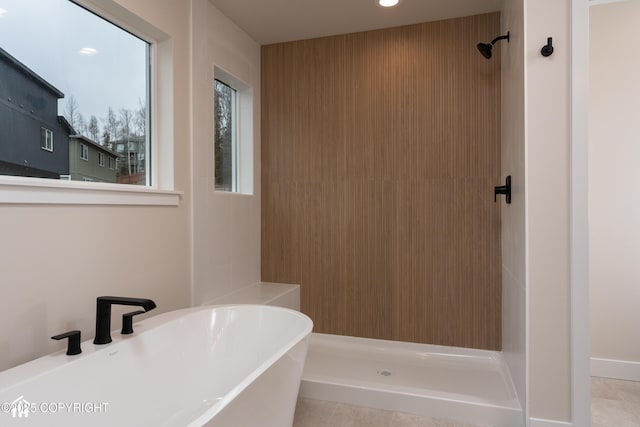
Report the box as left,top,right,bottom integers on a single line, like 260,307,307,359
261,13,502,350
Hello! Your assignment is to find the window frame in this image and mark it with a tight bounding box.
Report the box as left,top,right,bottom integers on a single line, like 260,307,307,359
108,156,115,170
98,152,105,167
0,0,180,206
213,65,253,195
80,144,89,161
214,78,238,193
40,127,54,152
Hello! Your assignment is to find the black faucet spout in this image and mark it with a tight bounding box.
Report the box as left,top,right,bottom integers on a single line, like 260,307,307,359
94,296,156,344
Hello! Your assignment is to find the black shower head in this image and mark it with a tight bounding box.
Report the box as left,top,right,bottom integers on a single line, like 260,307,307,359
477,32,510,60
476,42,493,59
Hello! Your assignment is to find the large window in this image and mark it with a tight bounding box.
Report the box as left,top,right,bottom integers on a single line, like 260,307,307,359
0,0,150,185
214,78,237,192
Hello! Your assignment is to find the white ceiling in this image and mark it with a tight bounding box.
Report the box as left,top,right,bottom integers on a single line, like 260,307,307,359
209,0,503,45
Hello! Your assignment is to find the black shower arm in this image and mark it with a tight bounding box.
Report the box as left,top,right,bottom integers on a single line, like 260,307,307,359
491,33,511,46
490,33,510,45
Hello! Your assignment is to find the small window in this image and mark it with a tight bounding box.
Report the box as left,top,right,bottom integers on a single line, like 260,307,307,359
80,144,88,161
214,67,253,195
108,157,115,170
59,174,71,180
40,128,53,152
98,152,105,167
214,78,237,192
116,144,124,154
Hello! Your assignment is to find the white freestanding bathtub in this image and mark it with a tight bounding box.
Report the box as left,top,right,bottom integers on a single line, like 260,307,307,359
0,304,313,426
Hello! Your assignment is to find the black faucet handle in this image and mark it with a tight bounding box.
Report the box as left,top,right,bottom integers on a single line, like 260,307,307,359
52,330,82,356
121,310,146,335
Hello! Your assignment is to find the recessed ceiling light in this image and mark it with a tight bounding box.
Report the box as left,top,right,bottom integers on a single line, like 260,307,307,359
0,8,8,18
378,0,400,7
78,47,98,56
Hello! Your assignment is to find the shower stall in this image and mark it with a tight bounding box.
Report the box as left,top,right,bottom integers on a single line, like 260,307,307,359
260,9,525,427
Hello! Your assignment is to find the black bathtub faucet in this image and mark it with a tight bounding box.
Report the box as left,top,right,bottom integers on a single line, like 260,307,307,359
93,296,156,345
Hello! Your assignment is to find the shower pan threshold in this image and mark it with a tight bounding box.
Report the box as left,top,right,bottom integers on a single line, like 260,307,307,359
299,333,522,427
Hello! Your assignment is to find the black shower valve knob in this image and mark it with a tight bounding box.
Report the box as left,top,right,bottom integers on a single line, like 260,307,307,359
494,176,512,204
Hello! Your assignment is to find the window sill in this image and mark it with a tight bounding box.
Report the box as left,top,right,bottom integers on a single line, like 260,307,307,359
0,176,182,206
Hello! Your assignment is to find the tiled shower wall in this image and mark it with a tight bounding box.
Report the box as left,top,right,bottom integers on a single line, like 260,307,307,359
261,13,502,350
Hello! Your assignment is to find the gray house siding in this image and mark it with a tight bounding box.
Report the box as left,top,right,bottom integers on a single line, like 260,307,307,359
0,48,70,178
69,136,117,183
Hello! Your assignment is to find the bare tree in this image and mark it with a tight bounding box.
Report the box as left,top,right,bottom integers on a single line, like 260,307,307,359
120,108,133,175
135,98,146,137
77,113,87,137
103,107,119,149
88,115,100,143
214,80,234,190
102,129,111,149
64,95,80,132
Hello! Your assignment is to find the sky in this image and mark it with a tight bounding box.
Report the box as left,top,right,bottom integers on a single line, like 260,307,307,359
0,0,148,128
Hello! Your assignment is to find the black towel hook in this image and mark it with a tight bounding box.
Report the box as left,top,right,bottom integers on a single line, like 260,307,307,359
541,37,554,57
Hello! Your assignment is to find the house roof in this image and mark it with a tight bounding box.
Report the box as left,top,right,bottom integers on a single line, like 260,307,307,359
0,47,65,98
69,135,117,157
57,116,76,135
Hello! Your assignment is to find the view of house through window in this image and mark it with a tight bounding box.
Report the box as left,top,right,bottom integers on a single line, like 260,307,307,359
214,78,237,192
0,0,150,185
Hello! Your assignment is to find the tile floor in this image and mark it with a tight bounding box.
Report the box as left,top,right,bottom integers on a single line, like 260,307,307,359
293,377,640,427
592,377,640,427
293,398,492,427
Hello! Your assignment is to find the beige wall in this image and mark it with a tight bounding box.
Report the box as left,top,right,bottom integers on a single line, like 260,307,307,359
526,0,572,422
590,0,640,365
0,0,263,371
500,0,526,421
191,0,261,304
0,0,194,371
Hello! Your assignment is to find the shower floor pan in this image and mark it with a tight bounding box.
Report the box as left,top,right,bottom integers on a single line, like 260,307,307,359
299,333,522,427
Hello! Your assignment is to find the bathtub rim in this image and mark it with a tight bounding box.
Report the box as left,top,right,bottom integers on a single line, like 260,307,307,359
0,304,313,423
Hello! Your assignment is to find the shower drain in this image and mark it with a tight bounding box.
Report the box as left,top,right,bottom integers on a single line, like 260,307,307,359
377,369,392,377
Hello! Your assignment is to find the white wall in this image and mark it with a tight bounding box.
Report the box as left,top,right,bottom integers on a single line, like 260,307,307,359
590,0,640,377
526,0,573,422
500,0,526,424
0,0,192,371
190,0,261,304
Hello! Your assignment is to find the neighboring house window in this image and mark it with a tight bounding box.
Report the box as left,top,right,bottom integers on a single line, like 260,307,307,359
59,175,71,180
0,0,151,186
80,144,88,161
40,128,53,152
108,157,115,170
214,78,237,192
